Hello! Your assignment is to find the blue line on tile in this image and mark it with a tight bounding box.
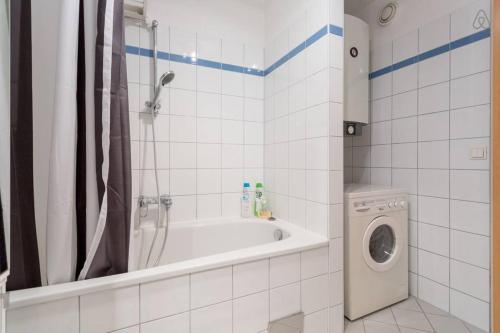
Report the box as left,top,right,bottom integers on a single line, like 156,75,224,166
125,24,344,78
393,55,418,71
197,58,221,70
369,65,393,80
450,28,490,50
369,28,491,80
306,25,329,46
329,24,344,37
418,44,450,62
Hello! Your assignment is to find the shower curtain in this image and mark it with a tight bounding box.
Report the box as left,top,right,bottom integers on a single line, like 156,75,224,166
9,0,42,291
46,0,131,284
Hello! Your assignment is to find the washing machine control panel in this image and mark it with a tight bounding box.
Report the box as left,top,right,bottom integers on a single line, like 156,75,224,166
351,196,407,215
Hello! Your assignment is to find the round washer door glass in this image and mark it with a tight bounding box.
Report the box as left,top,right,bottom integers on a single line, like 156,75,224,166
369,224,395,263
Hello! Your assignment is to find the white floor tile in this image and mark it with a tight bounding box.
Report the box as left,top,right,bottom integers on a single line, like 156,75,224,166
363,320,400,333
392,308,434,332
427,314,469,333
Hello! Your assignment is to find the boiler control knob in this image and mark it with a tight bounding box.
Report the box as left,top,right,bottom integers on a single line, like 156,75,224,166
394,201,398,207
388,201,393,208
400,201,406,208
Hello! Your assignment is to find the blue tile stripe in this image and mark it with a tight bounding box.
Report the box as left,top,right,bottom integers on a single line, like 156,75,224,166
369,28,491,80
125,24,344,78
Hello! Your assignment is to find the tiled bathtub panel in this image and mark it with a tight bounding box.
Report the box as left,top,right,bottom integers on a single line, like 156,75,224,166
7,243,344,332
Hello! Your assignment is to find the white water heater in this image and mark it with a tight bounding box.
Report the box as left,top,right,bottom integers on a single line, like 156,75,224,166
344,15,369,132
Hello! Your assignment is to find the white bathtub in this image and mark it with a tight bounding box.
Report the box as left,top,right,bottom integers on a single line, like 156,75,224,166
7,218,328,312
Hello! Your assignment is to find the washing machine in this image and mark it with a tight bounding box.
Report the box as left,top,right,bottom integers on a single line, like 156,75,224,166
344,184,408,320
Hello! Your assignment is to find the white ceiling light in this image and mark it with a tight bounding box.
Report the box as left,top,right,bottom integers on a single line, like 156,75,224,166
378,2,398,26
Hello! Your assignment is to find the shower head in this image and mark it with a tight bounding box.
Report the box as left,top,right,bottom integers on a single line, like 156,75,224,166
151,71,175,108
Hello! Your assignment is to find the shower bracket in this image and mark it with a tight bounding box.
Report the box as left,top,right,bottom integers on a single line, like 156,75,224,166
143,101,161,116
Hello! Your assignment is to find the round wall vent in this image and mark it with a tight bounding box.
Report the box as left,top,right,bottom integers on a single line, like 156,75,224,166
378,2,398,26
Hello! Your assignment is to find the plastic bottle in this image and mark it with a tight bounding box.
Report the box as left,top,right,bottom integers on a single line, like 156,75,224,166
241,182,252,218
254,183,265,217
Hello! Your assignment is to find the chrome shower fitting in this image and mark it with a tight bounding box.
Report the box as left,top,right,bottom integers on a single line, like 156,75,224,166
138,195,173,218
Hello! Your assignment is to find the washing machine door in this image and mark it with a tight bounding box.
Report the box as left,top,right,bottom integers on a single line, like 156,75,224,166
362,215,403,272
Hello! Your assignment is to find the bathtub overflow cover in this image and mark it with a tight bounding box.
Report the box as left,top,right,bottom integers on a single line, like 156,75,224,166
274,229,284,241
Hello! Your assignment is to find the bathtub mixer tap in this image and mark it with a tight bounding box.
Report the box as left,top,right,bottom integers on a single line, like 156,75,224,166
138,195,172,218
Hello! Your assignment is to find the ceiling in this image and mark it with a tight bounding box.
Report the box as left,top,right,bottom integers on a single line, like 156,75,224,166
345,0,376,15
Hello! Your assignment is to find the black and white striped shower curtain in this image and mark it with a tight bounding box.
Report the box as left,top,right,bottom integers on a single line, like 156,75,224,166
45,0,131,284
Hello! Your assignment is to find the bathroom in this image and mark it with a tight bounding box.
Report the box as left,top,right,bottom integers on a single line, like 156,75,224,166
0,0,497,332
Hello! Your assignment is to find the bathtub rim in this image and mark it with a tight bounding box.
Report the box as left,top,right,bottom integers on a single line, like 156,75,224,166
7,217,328,309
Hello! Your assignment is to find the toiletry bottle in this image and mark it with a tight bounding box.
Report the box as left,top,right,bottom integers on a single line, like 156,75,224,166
254,182,264,217
241,182,252,218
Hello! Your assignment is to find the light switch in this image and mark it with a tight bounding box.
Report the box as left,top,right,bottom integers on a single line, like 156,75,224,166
470,146,487,160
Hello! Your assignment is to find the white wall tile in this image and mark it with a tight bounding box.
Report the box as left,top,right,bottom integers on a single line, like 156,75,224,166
371,75,392,100
393,30,418,63
301,247,329,279
371,97,392,123
270,282,301,321
221,95,244,120
222,71,244,97
140,275,190,322
392,143,417,168
450,71,490,110
305,309,329,333
392,90,417,119
419,15,450,53
418,111,450,141
371,121,391,145
418,54,450,88
222,120,244,144
392,117,417,143
450,260,489,302
451,38,490,79
418,82,450,115
196,66,221,93
306,37,329,75
301,274,329,314
450,200,490,236
418,249,450,286
307,69,329,107
450,170,490,203
418,196,449,228
450,289,489,332
233,291,269,333
418,169,450,198
393,65,418,94
191,301,232,333
170,169,196,195
171,116,196,142
418,276,450,312
450,104,490,139
418,222,449,256
392,168,417,194
371,145,391,168
7,298,79,333
233,259,269,298
141,313,189,333
450,230,490,269
191,267,233,308
80,286,139,333
270,253,300,288
418,141,449,169
170,63,196,91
